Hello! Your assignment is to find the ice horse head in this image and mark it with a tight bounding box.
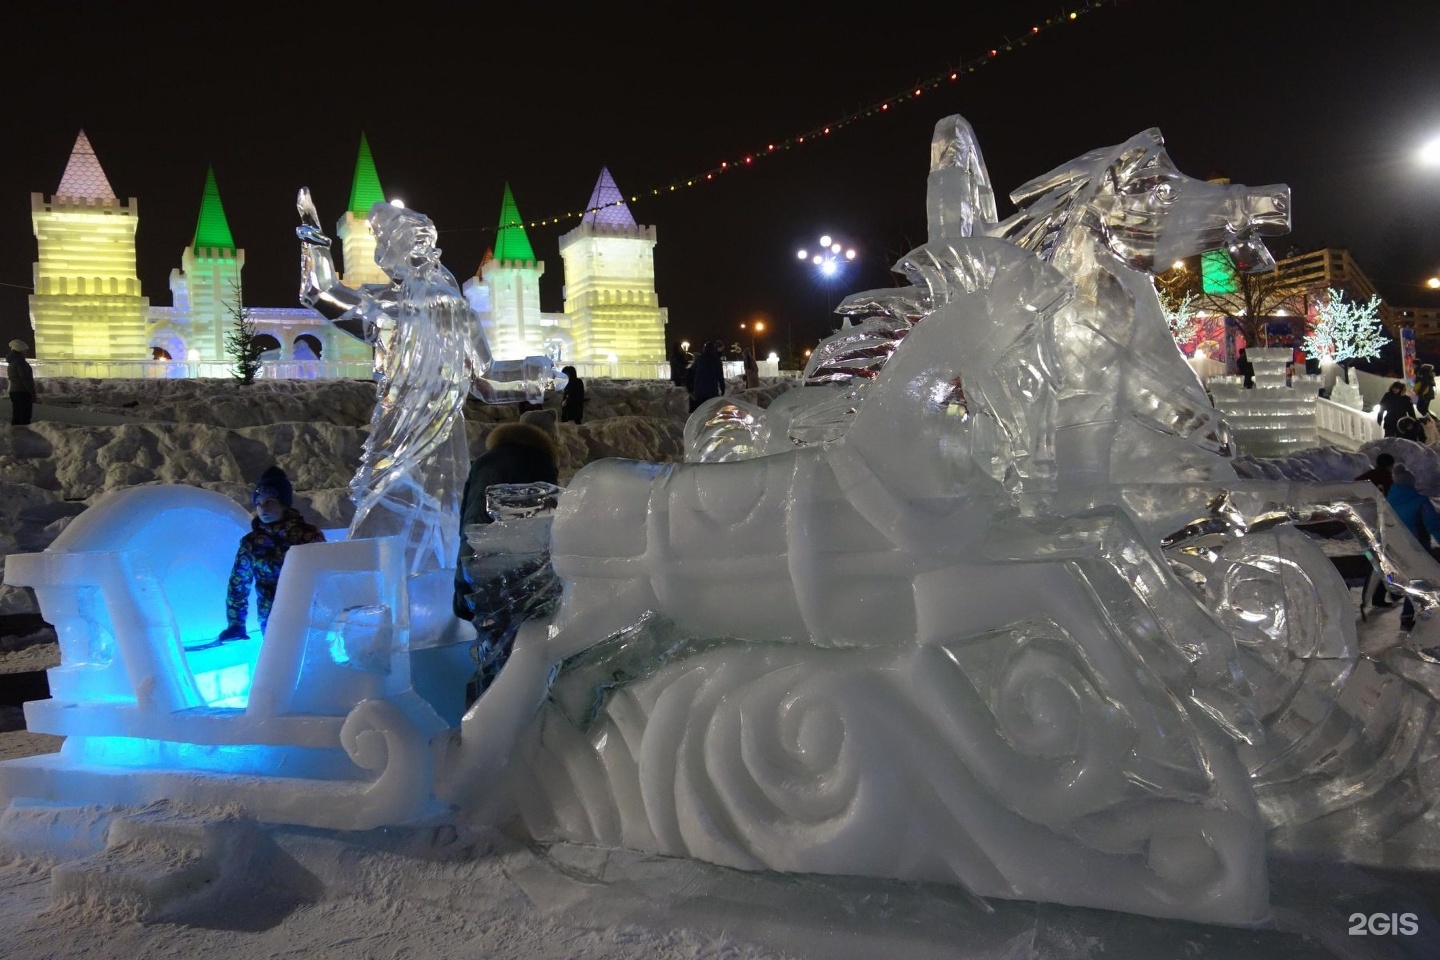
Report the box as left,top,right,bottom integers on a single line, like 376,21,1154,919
991,128,1290,491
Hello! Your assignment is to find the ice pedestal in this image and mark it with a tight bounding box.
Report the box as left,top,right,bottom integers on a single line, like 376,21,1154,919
1209,348,1320,457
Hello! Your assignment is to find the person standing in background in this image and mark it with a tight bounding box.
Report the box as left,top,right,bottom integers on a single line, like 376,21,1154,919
560,365,585,424
1416,363,1436,418
7,339,35,426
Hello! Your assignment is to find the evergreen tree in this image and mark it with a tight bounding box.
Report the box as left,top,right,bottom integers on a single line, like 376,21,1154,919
1301,287,1388,364
224,281,264,384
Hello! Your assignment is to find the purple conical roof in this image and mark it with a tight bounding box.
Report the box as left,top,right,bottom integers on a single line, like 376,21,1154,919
581,168,635,229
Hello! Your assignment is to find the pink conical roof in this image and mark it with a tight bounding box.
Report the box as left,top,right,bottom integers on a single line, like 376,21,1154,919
581,167,635,229
55,130,117,202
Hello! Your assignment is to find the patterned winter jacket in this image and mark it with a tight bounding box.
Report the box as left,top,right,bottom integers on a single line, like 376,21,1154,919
225,508,325,633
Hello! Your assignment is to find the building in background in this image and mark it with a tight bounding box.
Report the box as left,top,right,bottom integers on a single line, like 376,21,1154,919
558,168,668,363
28,131,150,360
464,183,561,360
28,135,667,377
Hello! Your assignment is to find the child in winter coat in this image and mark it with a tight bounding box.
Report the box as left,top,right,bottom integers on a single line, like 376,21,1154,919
219,466,325,641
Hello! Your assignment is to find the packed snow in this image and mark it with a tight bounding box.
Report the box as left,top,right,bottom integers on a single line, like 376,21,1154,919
3,376,1440,958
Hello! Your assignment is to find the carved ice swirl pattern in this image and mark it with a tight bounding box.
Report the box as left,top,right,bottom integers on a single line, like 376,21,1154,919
520,626,1253,915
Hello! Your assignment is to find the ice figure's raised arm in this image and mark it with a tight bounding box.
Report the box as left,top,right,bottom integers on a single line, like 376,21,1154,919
296,188,390,345
471,357,559,406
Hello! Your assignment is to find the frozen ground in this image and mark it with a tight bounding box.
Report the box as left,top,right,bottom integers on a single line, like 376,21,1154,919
2,379,1440,958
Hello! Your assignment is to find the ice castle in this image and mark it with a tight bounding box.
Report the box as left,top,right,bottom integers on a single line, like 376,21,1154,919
27,132,669,376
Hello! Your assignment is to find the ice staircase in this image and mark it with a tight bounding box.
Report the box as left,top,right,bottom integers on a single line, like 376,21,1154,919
1208,347,1320,457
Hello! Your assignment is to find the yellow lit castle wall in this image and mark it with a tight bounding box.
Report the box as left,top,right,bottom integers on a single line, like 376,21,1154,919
483,259,549,359
30,194,150,360
179,246,245,362
559,223,666,362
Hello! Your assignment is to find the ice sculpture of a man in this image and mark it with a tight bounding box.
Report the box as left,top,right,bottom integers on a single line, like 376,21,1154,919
298,191,548,576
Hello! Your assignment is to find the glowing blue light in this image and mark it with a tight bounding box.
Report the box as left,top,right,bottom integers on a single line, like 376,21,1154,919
184,637,261,707
328,629,352,665
71,736,359,779
820,260,838,277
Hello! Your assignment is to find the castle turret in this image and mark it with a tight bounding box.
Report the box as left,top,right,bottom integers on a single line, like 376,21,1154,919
558,168,666,362
165,165,244,362
338,133,389,288
29,131,150,360
479,183,549,359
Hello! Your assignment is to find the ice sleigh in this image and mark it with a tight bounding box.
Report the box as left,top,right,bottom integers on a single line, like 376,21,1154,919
0,484,464,830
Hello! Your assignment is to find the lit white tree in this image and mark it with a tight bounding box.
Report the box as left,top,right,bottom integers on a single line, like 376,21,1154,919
1160,291,1198,348
1301,287,1388,364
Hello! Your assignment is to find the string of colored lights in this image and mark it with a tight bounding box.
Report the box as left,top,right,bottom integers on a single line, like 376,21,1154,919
473,0,1119,236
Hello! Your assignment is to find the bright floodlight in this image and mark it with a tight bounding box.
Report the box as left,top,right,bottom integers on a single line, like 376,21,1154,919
831,243,841,254
1422,136,1440,167
819,235,832,247
797,249,808,259
820,260,838,277
1428,277,1440,290
390,199,406,208
845,249,856,260
813,255,823,265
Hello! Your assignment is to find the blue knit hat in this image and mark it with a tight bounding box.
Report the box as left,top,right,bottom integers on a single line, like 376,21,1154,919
252,466,293,507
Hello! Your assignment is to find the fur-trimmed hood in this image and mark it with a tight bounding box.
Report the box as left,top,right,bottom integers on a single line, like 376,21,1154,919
485,421,561,462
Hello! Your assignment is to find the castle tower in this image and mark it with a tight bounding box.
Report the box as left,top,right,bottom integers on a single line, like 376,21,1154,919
558,168,666,362
338,133,389,288
168,165,244,362
479,183,549,359
29,130,150,360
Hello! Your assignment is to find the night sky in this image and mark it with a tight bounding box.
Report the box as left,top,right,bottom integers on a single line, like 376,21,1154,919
2,0,1439,361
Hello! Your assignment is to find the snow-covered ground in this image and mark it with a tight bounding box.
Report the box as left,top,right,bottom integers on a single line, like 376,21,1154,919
2,378,1440,959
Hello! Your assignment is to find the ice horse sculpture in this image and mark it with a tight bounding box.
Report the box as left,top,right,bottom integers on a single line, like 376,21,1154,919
444,119,1440,924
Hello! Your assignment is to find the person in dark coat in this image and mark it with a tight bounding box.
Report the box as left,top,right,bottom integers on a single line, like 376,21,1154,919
1383,463,1440,630
1416,364,1436,418
742,347,760,389
560,365,585,424
7,339,35,426
688,341,726,413
1356,452,1395,496
668,341,689,386
1378,381,1418,438
1237,348,1255,389
219,466,325,641
453,421,561,620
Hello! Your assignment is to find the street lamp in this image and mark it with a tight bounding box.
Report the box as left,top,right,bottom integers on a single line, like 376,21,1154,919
1422,135,1440,167
796,234,858,347
739,319,765,357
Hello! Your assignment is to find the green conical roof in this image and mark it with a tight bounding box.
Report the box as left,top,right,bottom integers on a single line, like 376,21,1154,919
347,133,386,215
493,183,535,262
192,165,236,251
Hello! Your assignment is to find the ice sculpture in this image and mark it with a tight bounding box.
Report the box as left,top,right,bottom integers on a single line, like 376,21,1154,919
10,116,1440,931
297,191,556,577
442,119,1440,924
